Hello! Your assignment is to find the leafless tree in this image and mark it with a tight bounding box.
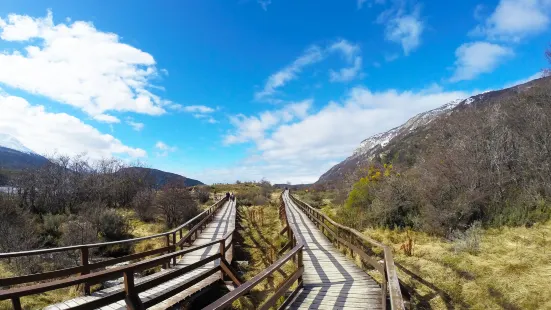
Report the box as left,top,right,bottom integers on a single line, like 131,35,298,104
155,186,200,228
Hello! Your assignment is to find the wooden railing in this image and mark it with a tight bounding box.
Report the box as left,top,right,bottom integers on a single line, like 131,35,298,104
288,192,406,310
204,191,304,310
0,197,234,309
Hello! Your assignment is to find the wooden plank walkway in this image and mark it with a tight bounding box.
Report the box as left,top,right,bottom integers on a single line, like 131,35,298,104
44,199,236,310
282,191,383,310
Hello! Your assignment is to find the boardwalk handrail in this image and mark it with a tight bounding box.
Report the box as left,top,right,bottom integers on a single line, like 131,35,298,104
289,192,406,310
0,231,238,309
204,191,304,310
0,197,228,259
0,197,235,309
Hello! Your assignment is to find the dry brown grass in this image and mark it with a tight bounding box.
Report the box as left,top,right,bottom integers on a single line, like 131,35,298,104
232,203,297,309
364,221,551,309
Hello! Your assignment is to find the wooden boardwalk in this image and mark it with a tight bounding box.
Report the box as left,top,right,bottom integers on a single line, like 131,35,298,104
282,191,383,310
44,200,236,310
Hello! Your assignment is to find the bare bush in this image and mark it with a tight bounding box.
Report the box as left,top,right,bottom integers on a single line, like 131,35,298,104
155,186,200,228
195,187,210,204
0,195,38,253
132,189,156,222
451,221,483,254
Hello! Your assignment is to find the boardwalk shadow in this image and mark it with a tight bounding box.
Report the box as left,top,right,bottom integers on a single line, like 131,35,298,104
285,194,362,309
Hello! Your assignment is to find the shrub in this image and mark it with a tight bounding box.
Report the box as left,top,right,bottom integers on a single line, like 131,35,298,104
97,209,130,241
451,221,483,254
42,213,68,246
132,189,156,222
195,187,210,204
60,219,98,246
155,187,200,228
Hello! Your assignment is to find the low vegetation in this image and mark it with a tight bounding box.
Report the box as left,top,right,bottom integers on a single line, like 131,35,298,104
0,155,207,309
230,190,298,309
365,222,551,309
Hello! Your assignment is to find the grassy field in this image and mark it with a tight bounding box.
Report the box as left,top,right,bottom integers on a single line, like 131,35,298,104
306,195,551,310
364,222,551,309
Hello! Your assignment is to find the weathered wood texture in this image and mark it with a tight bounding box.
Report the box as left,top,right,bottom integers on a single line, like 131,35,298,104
282,191,384,310
203,192,305,310
287,192,405,310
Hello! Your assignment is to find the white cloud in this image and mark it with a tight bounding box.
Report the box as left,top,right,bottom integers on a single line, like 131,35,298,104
256,40,364,100
450,41,514,82
155,141,177,157
330,56,363,82
255,46,324,101
224,99,312,145
329,40,360,62
382,6,424,55
180,105,215,113
0,94,146,158
94,114,120,123
472,0,551,41
0,10,170,120
328,40,363,82
258,0,272,11
473,4,486,21
126,118,145,131
223,87,468,183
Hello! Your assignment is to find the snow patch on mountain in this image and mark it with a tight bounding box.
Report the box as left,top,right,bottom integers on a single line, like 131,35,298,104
352,98,465,157
0,133,37,155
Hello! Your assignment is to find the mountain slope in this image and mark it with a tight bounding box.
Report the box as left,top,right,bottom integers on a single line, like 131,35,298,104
120,167,204,188
316,76,549,186
0,135,48,171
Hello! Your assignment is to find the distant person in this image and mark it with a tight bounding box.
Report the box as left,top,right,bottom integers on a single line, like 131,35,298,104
225,192,230,200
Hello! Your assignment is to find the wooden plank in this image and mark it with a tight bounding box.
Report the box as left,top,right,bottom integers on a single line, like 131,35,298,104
40,199,237,309
282,191,384,310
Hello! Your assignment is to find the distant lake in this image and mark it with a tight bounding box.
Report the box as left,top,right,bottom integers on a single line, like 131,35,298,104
0,186,16,193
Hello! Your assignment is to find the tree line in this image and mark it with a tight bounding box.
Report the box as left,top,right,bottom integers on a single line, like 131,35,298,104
0,155,203,274
338,84,551,236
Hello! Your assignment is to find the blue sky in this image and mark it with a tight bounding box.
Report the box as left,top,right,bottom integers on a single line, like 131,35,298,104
0,0,548,184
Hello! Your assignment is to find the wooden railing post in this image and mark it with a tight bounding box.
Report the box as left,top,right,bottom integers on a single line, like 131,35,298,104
123,270,144,310
80,246,90,295
382,267,388,310
297,247,304,288
11,298,21,310
165,234,170,269
219,239,226,279
172,232,177,266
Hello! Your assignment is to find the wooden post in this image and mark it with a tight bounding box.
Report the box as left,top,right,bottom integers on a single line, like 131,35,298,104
124,270,144,310
381,268,388,310
80,246,90,295
172,232,177,266
297,247,304,288
179,229,183,249
219,239,226,279
11,298,21,310
165,234,170,268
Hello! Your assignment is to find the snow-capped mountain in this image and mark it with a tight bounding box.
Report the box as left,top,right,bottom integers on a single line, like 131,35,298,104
316,97,472,185
0,134,48,171
315,76,550,186
0,133,37,155
352,99,462,158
